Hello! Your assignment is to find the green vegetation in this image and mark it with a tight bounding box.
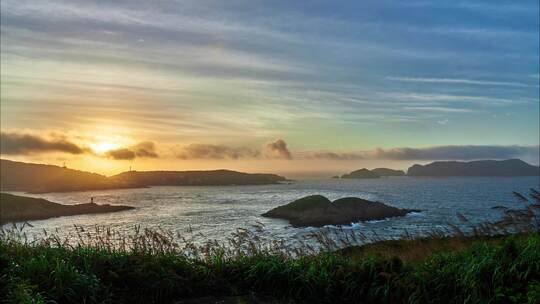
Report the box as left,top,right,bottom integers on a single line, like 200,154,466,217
1,190,539,303
2,233,539,303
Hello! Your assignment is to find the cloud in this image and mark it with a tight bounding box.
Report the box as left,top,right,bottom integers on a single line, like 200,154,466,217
437,119,449,125
0,131,159,160
105,148,136,160
131,141,159,158
0,132,86,155
370,145,540,161
2,0,537,143
404,106,473,113
306,145,539,162
174,139,292,160
263,139,292,159
105,141,159,160
303,152,365,160
175,143,260,160
386,76,535,88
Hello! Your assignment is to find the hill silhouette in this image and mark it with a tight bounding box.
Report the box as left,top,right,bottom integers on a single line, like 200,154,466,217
0,159,130,193
371,168,405,176
341,168,380,179
109,170,287,186
407,159,539,176
0,159,287,193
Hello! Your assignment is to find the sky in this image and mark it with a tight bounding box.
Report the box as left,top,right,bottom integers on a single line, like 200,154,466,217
1,0,539,177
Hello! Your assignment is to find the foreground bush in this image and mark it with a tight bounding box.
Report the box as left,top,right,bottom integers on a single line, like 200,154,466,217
1,233,539,304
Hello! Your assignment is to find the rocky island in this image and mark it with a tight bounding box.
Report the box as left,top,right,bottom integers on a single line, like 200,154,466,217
371,168,405,177
407,159,539,176
262,195,419,227
109,170,287,187
0,193,135,224
340,168,405,179
341,168,380,179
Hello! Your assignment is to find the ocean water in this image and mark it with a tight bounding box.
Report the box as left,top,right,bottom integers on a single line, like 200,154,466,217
3,176,539,248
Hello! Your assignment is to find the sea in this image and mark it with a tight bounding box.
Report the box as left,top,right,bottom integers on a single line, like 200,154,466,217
3,176,539,249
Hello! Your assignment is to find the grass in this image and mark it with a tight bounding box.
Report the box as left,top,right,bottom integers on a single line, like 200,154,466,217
1,189,539,303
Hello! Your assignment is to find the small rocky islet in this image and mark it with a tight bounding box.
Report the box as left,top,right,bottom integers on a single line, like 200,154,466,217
262,195,420,227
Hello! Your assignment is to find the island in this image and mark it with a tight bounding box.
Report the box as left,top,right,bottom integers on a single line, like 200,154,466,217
0,193,134,224
261,195,419,227
0,159,288,193
109,170,287,187
371,168,405,177
407,159,540,176
341,168,380,179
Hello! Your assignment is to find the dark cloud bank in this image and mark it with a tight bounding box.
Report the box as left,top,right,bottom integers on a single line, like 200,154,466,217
0,132,158,160
305,145,540,162
176,144,261,160
1,132,537,163
174,139,537,163
0,132,86,155
105,142,159,160
174,139,292,160
370,145,539,161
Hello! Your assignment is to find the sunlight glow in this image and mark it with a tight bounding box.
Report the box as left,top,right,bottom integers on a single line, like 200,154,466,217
91,141,121,153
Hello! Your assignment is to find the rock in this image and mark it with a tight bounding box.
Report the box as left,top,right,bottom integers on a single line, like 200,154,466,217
407,159,540,176
341,168,380,179
371,168,405,177
0,193,135,224
262,195,419,227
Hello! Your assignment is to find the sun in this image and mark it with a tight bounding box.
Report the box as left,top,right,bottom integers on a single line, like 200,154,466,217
91,141,121,153
87,134,131,154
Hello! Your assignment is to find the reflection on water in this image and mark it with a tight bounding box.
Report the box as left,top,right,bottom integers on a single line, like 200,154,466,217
4,176,539,247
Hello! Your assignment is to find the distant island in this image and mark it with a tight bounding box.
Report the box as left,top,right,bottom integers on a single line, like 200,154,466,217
337,159,538,179
340,167,405,179
341,168,380,179
407,159,540,176
0,159,288,193
109,170,287,187
371,168,405,177
262,195,419,227
0,193,134,224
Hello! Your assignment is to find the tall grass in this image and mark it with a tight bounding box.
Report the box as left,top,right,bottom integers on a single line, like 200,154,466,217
1,189,539,303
